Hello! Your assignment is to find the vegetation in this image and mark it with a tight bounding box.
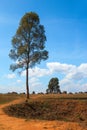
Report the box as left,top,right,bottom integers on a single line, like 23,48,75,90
46,77,61,94
9,12,48,99
0,94,19,104
3,93,87,128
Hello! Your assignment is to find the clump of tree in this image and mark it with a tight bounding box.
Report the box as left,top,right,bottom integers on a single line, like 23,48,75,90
62,91,67,94
46,77,61,94
32,91,35,94
9,12,48,99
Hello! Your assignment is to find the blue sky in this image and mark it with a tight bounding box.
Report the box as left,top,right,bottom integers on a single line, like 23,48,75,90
0,0,87,93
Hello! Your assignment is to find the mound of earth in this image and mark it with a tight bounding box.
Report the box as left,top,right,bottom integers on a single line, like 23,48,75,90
3,99,87,126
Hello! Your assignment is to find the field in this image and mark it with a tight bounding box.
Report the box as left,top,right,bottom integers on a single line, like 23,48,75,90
0,94,21,104
0,93,87,130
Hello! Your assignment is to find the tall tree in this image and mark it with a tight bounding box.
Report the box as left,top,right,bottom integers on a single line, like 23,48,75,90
48,77,60,93
9,12,48,99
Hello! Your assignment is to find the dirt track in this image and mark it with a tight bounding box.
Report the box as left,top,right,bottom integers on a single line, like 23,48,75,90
0,99,87,130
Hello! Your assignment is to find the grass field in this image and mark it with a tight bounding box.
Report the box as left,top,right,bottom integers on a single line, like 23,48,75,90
0,93,87,104
0,93,25,104
37,93,87,100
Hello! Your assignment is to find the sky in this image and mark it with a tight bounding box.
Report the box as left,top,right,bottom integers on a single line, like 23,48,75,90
0,0,87,93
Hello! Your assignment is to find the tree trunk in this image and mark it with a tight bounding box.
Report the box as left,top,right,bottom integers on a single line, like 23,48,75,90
26,65,29,99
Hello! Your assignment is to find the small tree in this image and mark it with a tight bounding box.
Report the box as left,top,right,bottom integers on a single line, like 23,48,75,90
48,77,60,93
9,12,48,99
32,91,35,94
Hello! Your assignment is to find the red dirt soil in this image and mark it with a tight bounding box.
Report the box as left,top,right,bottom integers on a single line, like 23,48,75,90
0,99,87,130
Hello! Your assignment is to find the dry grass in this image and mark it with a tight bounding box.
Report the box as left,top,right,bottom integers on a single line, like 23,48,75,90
3,93,87,128
0,93,87,130
0,93,25,104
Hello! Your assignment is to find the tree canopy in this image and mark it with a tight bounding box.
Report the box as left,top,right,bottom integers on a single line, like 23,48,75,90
9,12,48,99
47,77,60,94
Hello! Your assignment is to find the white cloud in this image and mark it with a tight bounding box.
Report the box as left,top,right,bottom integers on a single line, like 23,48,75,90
60,77,87,92
21,62,76,78
17,80,22,83
21,62,87,81
66,63,87,80
19,62,87,92
29,67,50,77
30,81,42,89
81,84,87,92
47,62,76,74
29,77,43,93
29,77,39,84
6,73,16,79
21,70,26,77
29,77,42,88
21,67,51,77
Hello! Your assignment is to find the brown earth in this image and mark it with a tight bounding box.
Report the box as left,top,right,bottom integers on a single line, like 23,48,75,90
0,98,87,130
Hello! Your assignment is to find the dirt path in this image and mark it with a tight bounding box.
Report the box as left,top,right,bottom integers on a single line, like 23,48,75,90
0,99,86,130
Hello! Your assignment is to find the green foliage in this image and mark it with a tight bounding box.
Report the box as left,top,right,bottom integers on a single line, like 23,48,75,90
9,12,48,71
9,12,48,99
47,77,60,93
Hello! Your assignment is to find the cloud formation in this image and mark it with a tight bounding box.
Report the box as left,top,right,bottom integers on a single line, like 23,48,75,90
47,62,76,74
5,62,87,93
21,62,87,81
6,73,16,79
27,62,87,92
